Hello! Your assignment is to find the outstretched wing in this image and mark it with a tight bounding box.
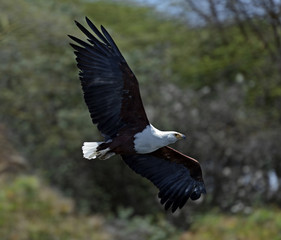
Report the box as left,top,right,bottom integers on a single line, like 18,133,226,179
122,146,206,212
69,17,149,139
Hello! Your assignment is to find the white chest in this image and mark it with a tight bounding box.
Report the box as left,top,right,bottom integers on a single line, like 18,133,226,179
133,124,169,154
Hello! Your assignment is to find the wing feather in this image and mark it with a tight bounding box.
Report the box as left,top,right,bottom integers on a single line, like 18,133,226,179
122,147,206,212
85,17,111,46
69,18,149,139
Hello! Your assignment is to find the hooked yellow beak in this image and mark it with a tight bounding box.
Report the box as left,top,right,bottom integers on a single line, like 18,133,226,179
181,134,186,140
175,133,186,140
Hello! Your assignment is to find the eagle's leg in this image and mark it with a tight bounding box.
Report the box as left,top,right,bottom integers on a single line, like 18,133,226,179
98,134,136,156
97,150,115,160
95,141,116,160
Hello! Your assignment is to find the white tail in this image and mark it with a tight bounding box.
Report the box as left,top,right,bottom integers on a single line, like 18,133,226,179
82,142,115,160
82,142,102,159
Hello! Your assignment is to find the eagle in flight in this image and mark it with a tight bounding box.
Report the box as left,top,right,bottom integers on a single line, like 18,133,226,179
69,17,206,212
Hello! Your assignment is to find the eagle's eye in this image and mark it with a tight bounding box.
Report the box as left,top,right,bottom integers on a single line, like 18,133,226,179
174,133,181,139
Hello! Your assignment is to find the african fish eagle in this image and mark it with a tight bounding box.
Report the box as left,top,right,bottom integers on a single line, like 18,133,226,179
69,17,206,212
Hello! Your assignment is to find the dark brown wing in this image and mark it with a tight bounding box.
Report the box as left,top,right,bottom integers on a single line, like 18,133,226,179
122,146,206,212
69,17,149,140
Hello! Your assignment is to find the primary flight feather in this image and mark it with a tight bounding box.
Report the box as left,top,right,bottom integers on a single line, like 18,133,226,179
69,17,206,212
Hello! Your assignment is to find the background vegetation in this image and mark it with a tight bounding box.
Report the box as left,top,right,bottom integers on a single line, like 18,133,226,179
0,0,280,239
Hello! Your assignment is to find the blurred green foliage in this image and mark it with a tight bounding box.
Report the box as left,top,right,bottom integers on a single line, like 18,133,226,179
107,207,180,240
0,175,280,240
182,208,281,240
0,175,110,240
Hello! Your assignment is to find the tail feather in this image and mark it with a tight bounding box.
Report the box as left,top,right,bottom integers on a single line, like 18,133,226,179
82,142,115,160
82,142,102,159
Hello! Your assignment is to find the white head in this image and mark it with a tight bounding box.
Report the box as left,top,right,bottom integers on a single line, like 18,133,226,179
165,131,186,144
134,125,187,154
